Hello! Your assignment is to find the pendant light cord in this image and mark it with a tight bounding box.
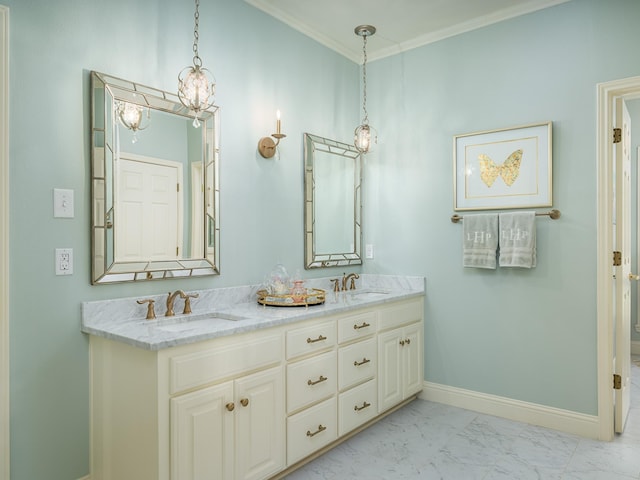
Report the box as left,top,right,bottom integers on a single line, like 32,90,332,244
192,0,202,68
361,34,369,125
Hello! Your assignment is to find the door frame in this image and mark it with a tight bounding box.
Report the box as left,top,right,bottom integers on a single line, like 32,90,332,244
596,75,640,440
0,5,9,479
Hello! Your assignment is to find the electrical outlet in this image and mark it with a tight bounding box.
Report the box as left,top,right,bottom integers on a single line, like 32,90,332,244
55,248,73,275
365,244,374,259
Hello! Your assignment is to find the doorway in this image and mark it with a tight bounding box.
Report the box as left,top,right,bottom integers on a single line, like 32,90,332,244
596,75,640,440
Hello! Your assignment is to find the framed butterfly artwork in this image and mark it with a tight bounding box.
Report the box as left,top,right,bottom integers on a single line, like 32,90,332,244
453,122,552,211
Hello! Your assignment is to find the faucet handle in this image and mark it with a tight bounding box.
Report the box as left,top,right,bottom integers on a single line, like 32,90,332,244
330,279,340,292
136,299,156,320
180,292,200,314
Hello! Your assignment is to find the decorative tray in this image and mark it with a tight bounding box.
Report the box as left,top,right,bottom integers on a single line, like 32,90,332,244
256,288,326,307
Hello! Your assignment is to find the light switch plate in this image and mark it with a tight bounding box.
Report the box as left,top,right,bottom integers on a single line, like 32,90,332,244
53,188,74,218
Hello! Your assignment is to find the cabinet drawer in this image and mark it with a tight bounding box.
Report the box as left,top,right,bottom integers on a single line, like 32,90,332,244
287,397,337,466
169,333,282,395
337,310,377,344
338,338,376,391
286,319,336,360
377,298,423,331
287,350,337,413
338,379,377,436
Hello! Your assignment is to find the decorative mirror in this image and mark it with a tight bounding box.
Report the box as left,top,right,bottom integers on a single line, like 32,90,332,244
90,71,220,284
304,133,362,268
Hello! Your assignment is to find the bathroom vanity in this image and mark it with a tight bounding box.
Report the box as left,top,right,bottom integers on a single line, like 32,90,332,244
82,275,424,480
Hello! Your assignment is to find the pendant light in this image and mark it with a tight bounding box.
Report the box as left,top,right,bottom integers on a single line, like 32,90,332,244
354,25,377,153
178,0,215,128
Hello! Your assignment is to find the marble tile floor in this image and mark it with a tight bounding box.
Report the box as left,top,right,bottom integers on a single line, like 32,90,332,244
286,356,640,479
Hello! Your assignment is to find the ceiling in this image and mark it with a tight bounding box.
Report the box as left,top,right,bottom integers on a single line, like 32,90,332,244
244,0,570,63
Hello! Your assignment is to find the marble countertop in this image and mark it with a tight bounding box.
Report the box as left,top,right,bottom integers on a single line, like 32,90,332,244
81,274,425,351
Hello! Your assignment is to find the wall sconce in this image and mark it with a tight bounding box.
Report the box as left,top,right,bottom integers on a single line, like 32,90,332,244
115,100,150,143
258,110,286,158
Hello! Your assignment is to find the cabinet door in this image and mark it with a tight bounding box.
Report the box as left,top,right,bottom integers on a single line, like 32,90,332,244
235,366,285,480
377,328,403,412
402,323,423,398
171,381,234,480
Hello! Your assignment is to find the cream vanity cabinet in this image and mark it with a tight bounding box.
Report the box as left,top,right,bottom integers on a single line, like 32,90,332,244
377,299,424,413
89,295,423,480
90,329,285,480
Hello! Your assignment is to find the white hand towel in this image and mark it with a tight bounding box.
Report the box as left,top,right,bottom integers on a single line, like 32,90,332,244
462,213,498,269
498,211,536,268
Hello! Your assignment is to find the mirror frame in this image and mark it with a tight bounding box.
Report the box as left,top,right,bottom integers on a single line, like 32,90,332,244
90,71,220,284
304,133,363,269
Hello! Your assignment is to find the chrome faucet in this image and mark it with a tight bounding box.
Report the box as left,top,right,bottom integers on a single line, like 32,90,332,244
343,273,360,291
165,290,186,317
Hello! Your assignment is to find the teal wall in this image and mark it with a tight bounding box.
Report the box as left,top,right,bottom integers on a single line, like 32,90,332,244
363,0,640,413
5,0,640,479
5,1,357,479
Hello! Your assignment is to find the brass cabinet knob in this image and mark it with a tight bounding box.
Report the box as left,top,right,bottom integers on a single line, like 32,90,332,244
240,398,249,407
225,402,235,412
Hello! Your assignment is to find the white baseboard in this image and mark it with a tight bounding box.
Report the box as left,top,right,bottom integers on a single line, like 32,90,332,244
420,381,600,440
631,340,640,355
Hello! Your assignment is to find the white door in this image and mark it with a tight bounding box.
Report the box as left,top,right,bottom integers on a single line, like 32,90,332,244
115,155,181,262
614,97,632,433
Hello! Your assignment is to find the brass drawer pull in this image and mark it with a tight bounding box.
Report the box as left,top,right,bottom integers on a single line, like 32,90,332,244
306,424,327,437
240,398,249,407
353,357,371,367
405,338,411,345
226,402,235,412
307,335,327,344
354,401,371,412
399,340,405,346
353,321,370,330
307,375,328,386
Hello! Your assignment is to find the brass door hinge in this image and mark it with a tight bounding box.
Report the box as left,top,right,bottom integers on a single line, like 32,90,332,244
613,128,622,144
613,373,622,390
613,251,622,266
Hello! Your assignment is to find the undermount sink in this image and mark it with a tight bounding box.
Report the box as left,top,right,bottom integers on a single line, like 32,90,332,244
151,312,247,333
347,289,391,300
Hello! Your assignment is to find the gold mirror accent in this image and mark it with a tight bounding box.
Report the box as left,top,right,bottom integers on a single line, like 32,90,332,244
303,133,362,269
90,71,220,284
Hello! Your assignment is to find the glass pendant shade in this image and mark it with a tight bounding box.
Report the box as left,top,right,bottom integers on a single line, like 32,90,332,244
354,124,371,153
178,63,215,128
116,101,150,143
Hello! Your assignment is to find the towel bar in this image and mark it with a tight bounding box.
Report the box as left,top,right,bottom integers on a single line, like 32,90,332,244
450,209,561,224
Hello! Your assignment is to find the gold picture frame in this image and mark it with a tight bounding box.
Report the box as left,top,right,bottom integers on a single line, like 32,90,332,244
453,122,552,211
